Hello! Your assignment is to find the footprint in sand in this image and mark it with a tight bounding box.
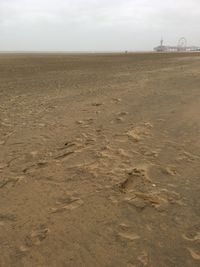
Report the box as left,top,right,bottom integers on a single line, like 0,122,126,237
51,196,84,213
76,120,84,125
182,224,200,260
114,111,128,123
118,166,151,193
117,165,182,211
139,146,159,158
182,232,200,242
127,129,141,142
92,102,103,107
54,151,74,160
124,196,147,210
111,98,121,103
127,123,153,142
177,150,199,163
115,117,125,123
76,118,94,128
23,160,49,174
60,141,76,150
117,223,140,242
118,231,140,241
161,166,177,176
0,176,25,189
187,248,200,260
129,188,181,212
118,111,128,116
137,250,149,266
20,224,49,252
53,140,81,161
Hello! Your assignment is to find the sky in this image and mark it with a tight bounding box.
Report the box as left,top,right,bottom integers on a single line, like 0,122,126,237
0,0,200,51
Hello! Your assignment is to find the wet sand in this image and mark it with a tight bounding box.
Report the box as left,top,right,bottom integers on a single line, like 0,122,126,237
0,52,200,266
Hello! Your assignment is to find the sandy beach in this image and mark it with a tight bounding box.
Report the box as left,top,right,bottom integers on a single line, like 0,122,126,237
0,52,200,267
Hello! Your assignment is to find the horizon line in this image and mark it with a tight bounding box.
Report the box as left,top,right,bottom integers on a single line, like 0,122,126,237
0,50,153,54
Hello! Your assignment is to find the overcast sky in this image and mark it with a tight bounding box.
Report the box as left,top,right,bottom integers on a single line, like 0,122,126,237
0,0,199,51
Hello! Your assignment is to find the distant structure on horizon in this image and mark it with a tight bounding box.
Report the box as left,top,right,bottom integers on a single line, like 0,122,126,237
154,37,200,52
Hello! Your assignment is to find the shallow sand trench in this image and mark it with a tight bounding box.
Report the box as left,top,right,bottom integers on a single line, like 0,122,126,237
0,52,200,266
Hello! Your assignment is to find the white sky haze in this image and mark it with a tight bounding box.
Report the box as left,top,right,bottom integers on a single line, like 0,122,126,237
0,0,199,51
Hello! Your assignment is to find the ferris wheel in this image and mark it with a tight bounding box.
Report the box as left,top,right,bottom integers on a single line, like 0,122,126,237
178,37,187,50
